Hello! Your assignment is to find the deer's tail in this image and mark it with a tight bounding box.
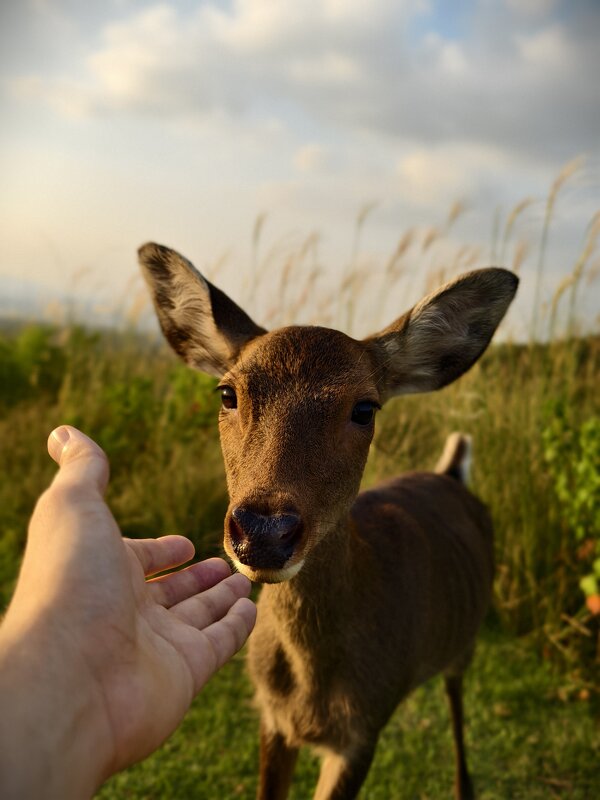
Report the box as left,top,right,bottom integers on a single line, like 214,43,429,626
435,432,472,485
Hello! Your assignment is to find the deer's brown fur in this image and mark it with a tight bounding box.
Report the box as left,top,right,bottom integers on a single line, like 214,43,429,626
139,242,518,800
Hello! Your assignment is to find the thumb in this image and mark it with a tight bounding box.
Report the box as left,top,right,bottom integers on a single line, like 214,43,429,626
48,426,110,496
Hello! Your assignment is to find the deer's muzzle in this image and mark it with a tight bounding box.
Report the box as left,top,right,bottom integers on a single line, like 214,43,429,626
229,506,303,570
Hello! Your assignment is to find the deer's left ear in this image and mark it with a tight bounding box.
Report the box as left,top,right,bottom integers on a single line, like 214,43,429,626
138,242,266,377
366,268,518,399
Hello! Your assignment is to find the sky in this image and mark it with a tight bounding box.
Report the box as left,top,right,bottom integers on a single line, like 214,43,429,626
0,0,599,338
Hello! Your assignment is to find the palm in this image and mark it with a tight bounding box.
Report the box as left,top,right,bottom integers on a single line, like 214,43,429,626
93,538,252,772
19,428,255,780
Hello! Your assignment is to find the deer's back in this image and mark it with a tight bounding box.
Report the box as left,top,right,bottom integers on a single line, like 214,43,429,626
351,471,494,681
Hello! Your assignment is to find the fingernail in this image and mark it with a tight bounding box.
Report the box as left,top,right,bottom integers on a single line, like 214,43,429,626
49,426,71,460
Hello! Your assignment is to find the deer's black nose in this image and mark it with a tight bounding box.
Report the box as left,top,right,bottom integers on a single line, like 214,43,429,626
229,506,303,569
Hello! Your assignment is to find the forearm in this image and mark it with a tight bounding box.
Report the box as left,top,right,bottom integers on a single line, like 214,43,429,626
0,614,112,800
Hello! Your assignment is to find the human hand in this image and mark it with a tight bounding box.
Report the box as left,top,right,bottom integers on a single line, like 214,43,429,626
0,426,256,799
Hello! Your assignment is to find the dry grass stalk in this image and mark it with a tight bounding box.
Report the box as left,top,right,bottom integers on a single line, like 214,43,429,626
549,156,585,208
425,266,447,294
586,257,600,287
252,212,267,258
504,197,534,242
512,240,530,274
421,226,439,253
248,211,268,302
386,230,415,278
339,202,379,330
450,245,480,274
125,289,150,327
565,210,600,334
550,274,575,324
43,299,66,326
531,156,585,339
204,251,229,282
446,199,467,229
463,247,482,269
356,201,379,231
341,269,358,293
499,197,534,266
286,265,323,325
263,304,281,326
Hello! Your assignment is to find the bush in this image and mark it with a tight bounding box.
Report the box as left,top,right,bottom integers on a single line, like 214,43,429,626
543,408,600,608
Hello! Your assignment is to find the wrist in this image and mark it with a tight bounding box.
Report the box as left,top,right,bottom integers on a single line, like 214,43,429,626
0,613,113,799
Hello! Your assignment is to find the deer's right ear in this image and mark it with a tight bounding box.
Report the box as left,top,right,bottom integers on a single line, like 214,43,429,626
138,243,266,376
366,267,518,400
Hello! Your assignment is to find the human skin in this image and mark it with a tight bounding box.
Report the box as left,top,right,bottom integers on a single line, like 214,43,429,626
0,426,256,800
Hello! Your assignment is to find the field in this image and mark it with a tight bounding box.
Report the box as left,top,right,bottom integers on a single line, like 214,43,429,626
1,176,599,797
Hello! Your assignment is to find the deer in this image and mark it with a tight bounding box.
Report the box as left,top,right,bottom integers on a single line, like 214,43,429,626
138,242,518,800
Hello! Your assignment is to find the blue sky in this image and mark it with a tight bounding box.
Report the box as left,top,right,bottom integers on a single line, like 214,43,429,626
0,0,598,337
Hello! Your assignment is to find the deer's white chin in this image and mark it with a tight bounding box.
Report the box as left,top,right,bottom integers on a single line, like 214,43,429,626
232,558,305,584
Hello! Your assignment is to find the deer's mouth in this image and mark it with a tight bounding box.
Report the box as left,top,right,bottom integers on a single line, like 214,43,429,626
230,557,306,584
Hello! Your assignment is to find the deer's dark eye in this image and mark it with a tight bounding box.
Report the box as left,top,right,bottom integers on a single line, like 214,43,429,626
218,386,237,410
351,400,378,426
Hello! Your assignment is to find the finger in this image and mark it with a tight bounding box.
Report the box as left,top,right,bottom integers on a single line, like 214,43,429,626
170,572,251,630
193,597,257,689
48,426,109,496
147,558,232,607
125,535,196,577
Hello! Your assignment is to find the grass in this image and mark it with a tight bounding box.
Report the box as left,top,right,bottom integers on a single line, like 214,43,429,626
97,630,600,799
0,321,597,798
0,324,228,608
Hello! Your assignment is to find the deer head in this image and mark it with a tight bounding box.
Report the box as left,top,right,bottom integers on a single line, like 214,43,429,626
139,243,517,583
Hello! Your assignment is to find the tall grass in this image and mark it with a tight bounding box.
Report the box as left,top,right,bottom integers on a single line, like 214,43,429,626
0,325,227,608
1,161,598,682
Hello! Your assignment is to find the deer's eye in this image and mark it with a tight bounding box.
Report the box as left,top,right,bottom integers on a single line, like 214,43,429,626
351,400,378,426
218,386,237,410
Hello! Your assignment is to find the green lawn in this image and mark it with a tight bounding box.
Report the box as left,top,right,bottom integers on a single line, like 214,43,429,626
98,629,599,799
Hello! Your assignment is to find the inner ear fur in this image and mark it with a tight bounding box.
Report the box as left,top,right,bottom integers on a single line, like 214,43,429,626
138,242,266,377
366,267,519,398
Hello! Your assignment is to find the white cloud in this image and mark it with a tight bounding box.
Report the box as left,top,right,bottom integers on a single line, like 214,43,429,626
506,0,558,16
397,149,464,205
515,24,573,71
9,0,598,168
288,52,361,86
293,144,330,173
422,33,468,76
396,144,513,206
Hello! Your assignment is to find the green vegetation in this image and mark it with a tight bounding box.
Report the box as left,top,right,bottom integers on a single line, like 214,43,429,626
0,324,227,609
0,320,598,797
543,409,600,605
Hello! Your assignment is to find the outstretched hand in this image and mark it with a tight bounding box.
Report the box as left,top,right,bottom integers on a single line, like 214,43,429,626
0,426,256,799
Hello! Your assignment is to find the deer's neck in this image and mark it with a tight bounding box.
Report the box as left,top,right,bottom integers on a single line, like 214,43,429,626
259,514,370,651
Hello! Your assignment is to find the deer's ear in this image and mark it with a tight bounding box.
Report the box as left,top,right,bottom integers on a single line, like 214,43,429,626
138,243,266,376
366,268,518,399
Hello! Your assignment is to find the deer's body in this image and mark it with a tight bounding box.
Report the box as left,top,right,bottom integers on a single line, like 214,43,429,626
139,243,517,799
251,472,493,756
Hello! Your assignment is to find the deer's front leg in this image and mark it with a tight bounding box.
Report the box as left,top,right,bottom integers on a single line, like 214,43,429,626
257,723,299,800
313,744,376,800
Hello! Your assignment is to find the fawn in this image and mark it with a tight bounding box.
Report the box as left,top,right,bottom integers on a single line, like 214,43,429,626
139,242,518,800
